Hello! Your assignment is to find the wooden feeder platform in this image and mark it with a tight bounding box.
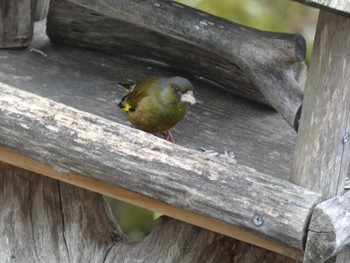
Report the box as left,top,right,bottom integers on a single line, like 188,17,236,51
1,0,350,262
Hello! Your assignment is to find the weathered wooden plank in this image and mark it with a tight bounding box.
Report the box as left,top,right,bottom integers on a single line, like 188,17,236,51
47,0,306,129
0,82,320,256
0,162,122,262
0,0,34,48
304,191,350,262
3,162,269,263
290,0,350,16
0,151,302,260
289,9,350,263
290,10,350,200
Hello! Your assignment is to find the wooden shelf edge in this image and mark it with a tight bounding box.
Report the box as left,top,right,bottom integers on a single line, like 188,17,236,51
0,145,303,260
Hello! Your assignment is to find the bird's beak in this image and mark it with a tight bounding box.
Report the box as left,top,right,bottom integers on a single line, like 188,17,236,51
181,90,196,105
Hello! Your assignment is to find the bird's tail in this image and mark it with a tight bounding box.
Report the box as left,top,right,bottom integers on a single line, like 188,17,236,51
116,81,136,112
117,94,135,112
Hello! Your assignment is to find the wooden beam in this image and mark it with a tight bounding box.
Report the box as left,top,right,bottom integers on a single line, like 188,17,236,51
303,191,350,262
290,9,350,263
47,0,306,130
0,82,320,257
0,146,302,260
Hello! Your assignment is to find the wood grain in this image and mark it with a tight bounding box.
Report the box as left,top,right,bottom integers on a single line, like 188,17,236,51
0,82,320,255
290,9,350,263
47,0,306,129
0,148,302,260
290,10,350,200
304,191,350,263
106,216,300,263
2,162,284,263
0,19,307,260
0,0,34,48
0,162,123,262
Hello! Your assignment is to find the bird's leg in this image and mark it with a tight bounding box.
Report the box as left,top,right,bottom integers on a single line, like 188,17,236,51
162,130,175,142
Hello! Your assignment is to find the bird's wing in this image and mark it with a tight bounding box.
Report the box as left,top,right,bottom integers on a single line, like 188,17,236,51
123,77,159,111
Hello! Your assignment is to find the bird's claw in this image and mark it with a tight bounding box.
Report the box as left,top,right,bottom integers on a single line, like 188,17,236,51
162,130,175,142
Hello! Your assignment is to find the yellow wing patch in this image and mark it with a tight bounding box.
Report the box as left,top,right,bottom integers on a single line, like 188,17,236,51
123,103,135,112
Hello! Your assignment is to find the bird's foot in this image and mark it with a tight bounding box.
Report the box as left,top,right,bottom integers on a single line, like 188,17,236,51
162,130,175,142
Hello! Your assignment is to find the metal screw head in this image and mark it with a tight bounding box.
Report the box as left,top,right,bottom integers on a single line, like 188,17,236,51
343,132,350,145
252,214,264,227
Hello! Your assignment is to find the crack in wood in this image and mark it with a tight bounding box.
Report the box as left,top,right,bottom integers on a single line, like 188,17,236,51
58,182,70,261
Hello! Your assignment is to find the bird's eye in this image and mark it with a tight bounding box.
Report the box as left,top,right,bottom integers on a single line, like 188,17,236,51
174,86,181,94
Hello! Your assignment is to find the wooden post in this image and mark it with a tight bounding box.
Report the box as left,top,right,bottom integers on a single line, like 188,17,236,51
290,9,350,263
34,0,50,21
0,0,35,48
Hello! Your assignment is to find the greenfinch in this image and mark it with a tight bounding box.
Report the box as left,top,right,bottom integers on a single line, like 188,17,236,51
118,76,196,142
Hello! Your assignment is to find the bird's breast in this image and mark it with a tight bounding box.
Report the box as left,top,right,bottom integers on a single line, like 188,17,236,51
126,97,187,133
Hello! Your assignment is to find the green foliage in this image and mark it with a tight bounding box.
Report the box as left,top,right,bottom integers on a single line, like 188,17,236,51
106,197,154,242
178,0,317,32
177,0,318,62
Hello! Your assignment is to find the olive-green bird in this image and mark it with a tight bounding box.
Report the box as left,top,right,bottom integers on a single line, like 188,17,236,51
118,76,196,142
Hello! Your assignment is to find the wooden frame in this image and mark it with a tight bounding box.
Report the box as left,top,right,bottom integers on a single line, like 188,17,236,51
290,8,350,263
0,82,321,259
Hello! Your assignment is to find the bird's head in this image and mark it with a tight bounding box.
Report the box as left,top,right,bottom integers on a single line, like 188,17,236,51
159,77,196,106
